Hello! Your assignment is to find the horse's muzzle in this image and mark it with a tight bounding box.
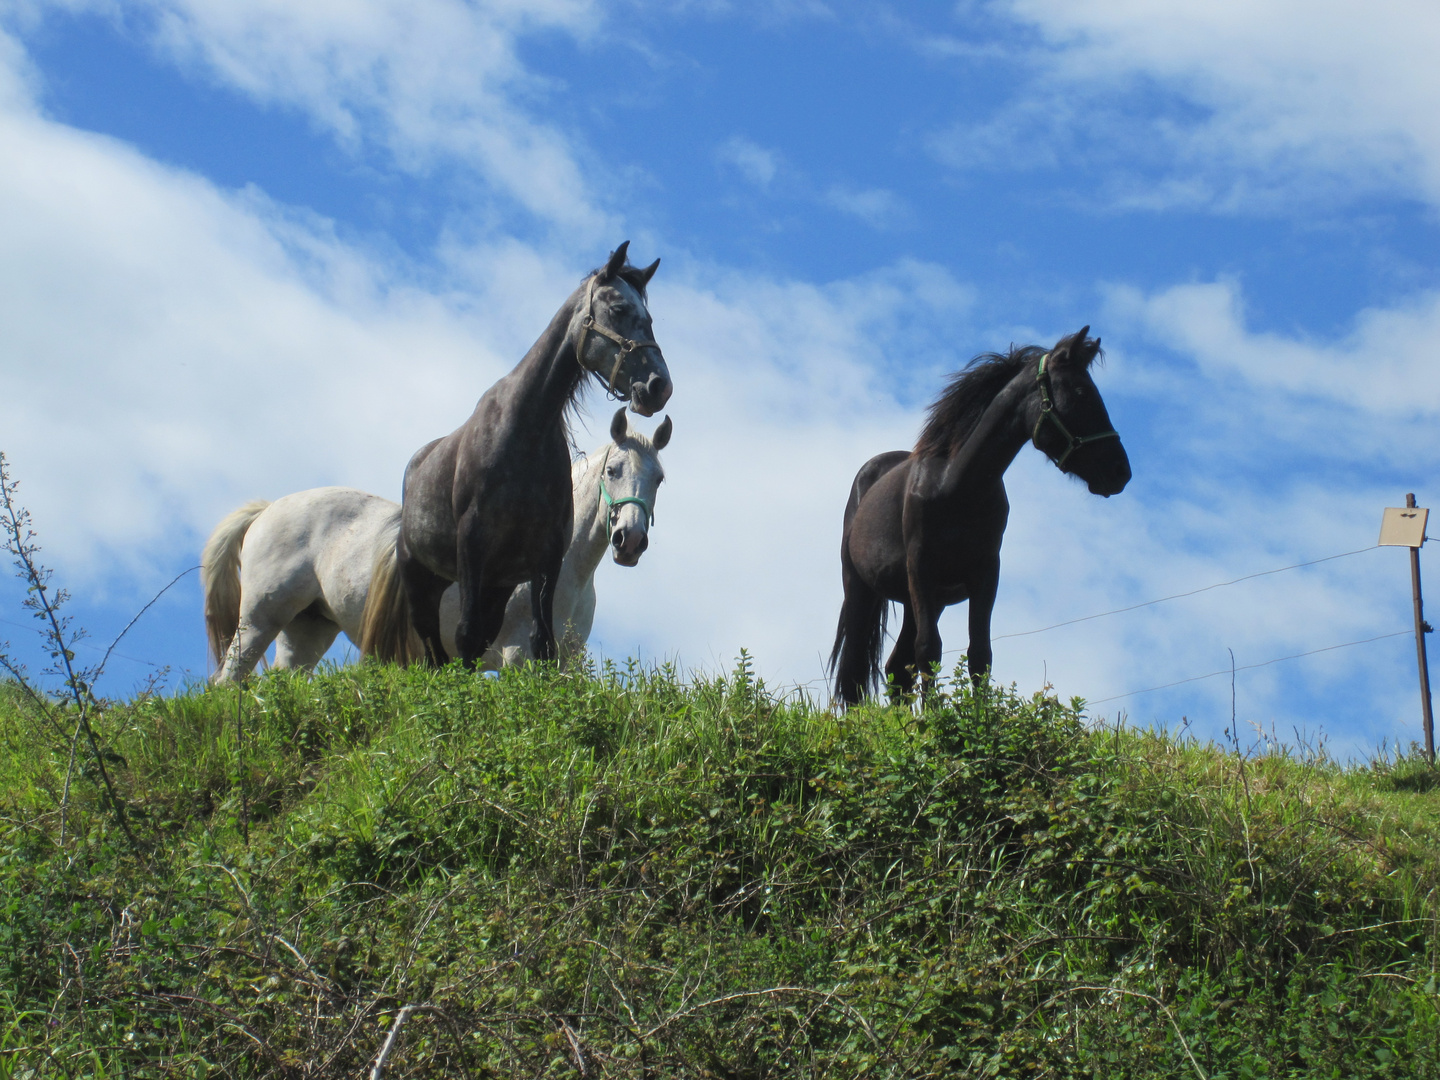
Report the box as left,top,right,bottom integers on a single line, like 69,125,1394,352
611,525,649,566
1087,454,1132,497
630,372,671,417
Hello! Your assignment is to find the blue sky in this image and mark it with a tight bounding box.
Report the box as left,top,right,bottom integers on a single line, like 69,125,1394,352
2,0,1439,759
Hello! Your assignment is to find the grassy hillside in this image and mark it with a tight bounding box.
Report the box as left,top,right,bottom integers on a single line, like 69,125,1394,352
0,659,1437,1078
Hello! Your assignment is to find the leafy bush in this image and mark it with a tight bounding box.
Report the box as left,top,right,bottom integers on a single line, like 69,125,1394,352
0,660,1436,1077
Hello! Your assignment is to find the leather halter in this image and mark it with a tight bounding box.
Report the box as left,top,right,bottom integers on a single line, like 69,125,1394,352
597,446,655,526
575,275,665,400
1032,351,1121,469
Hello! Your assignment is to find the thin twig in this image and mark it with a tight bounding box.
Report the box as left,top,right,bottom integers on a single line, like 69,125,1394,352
92,565,199,687
0,453,142,854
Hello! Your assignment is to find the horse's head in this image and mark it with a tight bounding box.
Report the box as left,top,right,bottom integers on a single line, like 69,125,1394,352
1029,326,1131,497
600,406,671,566
575,241,673,417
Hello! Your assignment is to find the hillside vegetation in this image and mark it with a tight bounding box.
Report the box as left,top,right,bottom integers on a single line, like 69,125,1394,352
0,659,1437,1078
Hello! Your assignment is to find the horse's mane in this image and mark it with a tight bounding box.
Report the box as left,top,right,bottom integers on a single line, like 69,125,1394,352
913,344,1042,459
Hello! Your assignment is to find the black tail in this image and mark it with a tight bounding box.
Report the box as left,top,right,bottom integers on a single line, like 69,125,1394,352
828,574,888,706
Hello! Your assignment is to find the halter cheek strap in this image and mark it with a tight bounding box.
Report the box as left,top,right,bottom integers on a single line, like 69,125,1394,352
597,446,655,526
576,276,666,400
1032,352,1121,469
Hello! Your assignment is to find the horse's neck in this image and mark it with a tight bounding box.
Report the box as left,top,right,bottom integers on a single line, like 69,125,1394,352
502,285,588,423
564,450,613,580
934,374,1032,493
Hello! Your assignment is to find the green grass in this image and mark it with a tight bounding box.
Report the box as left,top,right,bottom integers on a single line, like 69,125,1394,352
0,659,1437,1078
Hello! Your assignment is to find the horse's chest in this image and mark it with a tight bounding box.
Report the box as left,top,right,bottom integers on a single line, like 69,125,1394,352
461,466,571,567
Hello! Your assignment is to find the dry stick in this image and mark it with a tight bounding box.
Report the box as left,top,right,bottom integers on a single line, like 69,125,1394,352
559,1017,589,1077
370,1004,417,1080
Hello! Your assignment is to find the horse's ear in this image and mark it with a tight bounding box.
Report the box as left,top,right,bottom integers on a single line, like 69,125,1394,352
1059,325,1094,364
602,241,631,281
638,257,660,287
652,414,672,450
611,407,629,445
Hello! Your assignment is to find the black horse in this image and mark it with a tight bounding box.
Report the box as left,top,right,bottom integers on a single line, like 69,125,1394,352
830,327,1131,705
361,242,672,667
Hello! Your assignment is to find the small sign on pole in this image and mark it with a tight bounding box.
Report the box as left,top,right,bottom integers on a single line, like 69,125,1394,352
1380,495,1435,764
1379,506,1428,548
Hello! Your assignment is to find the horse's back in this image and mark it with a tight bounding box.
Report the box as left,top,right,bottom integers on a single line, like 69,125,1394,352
846,450,911,522
243,487,399,638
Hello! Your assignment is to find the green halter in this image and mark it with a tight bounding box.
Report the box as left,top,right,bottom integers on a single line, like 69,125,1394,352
1032,352,1121,470
598,447,655,526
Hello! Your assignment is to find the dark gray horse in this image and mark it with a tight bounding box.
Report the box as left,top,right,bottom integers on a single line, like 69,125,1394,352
830,327,1130,705
362,242,672,667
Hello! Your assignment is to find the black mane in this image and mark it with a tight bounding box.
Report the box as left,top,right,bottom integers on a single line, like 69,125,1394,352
914,345,1041,458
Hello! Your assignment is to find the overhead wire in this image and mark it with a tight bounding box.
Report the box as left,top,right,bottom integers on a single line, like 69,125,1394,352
1088,631,1412,705
992,544,1381,642
922,541,1414,706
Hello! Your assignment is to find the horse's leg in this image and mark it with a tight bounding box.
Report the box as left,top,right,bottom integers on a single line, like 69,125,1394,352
218,573,316,682
905,565,946,700
559,579,596,666
884,602,919,703
482,582,530,669
529,571,559,662
832,563,887,707
454,582,515,666
527,532,567,663
274,610,340,671
399,550,451,666
451,509,519,665
965,556,1001,684
219,615,282,683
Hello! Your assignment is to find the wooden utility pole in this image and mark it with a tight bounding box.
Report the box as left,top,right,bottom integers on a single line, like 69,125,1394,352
1380,497,1434,763
1406,494,1435,764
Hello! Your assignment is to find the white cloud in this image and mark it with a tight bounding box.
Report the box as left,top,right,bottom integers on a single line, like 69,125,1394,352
716,135,779,188
934,0,1440,210
823,184,907,229
0,55,515,576
1105,279,1440,462
0,7,1433,758
17,0,609,233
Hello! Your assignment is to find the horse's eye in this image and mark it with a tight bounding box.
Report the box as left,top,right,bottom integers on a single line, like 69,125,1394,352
608,465,622,478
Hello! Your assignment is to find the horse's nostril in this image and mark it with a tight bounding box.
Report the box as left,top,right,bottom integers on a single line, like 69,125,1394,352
611,530,623,549
646,372,671,406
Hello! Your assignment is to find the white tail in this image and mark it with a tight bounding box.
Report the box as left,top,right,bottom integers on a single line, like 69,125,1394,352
359,519,422,665
201,500,270,671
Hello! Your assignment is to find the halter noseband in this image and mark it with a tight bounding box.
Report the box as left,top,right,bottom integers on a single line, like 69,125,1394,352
1032,351,1121,469
575,275,665,401
598,446,655,526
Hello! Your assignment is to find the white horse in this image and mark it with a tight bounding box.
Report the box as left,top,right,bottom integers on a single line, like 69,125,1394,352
203,409,670,683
